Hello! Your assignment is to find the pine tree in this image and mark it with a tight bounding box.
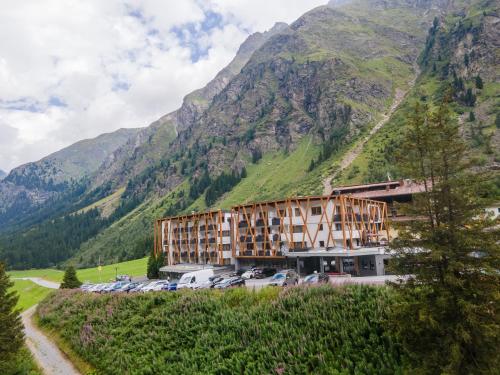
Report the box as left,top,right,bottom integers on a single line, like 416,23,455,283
60,266,82,289
468,111,475,122
0,262,24,373
147,250,159,279
475,75,483,89
388,97,500,374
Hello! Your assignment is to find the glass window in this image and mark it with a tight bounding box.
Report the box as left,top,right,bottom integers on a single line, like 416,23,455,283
319,241,325,247
294,208,301,217
319,224,323,231
293,225,303,233
311,206,322,215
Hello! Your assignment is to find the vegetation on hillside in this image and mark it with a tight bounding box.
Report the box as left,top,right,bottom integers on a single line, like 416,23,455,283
341,3,500,186
37,285,406,374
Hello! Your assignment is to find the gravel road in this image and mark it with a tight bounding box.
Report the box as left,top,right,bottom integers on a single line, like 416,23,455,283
21,305,80,375
14,277,60,289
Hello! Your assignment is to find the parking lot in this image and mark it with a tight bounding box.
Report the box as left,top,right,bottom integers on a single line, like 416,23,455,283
80,272,400,294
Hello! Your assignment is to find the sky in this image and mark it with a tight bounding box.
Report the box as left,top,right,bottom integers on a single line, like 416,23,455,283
0,0,326,173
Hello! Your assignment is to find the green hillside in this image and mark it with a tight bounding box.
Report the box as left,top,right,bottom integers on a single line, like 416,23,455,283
339,0,500,185
3,0,498,269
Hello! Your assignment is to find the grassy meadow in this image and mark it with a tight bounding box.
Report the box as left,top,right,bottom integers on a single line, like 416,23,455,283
8,256,148,283
11,280,53,312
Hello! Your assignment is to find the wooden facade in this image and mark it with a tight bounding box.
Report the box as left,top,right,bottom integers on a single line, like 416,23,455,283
155,195,390,265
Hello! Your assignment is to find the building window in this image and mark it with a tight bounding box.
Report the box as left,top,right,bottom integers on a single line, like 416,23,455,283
293,225,303,233
335,223,342,231
222,244,231,251
293,242,304,249
246,243,253,250
319,240,325,247
319,224,323,231
222,230,230,237
278,209,286,217
311,206,322,216
294,207,301,217
336,205,341,213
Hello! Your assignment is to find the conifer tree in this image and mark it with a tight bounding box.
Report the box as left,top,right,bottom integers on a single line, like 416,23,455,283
0,262,24,373
388,96,500,374
147,250,159,279
60,266,82,289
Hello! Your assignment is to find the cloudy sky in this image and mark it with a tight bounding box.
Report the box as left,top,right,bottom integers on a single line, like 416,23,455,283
0,0,326,172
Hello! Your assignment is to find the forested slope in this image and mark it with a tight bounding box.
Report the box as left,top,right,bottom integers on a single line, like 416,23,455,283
3,0,498,269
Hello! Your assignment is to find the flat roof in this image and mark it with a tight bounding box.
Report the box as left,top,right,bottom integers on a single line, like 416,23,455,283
159,264,215,273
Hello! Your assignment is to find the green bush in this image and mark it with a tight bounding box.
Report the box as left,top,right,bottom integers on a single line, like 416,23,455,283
37,285,405,374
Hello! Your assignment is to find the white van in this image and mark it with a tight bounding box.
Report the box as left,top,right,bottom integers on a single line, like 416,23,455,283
176,269,215,290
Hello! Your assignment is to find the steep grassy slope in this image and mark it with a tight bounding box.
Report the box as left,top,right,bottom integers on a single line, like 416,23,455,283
37,285,405,374
6,0,494,269
67,0,450,266
338,0,499,185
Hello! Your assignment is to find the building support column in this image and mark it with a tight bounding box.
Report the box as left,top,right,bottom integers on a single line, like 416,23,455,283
296,256,301,275
338,257,343,273
320,257,324,273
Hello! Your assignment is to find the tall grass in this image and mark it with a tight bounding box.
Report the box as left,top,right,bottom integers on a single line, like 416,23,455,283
37,285,405,374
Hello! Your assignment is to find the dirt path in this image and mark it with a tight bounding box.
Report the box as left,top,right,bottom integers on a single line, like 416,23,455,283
14,277,60,289
22,305,80,375
322,66,420,194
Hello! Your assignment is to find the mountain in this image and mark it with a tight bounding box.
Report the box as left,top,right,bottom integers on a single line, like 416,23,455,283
1,0,498,269
337,0,500,185
0,128,140,229
0,169,6,180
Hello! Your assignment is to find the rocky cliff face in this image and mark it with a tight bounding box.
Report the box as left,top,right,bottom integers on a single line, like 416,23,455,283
111,0,447,198
3,0,492,268
91,22,289,191
0,170,5,180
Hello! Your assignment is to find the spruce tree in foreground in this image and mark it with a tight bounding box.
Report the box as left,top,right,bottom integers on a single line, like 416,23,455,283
389,97,499,374
60,266,82,289
0,262,24,373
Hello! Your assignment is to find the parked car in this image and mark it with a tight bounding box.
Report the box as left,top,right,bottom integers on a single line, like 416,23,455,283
128,283,147,293
94,283,111,293
196,276,224,289
269,270,299,287
303,273,330,285
166,280,178,291
116,275,131,282
177,269,215,290
80,283,93,291
255,268,277,279
214,277,245,289
100,282,122,293
150,280,169,291
241,269,257,279
141,281,167,292
118,282,140,293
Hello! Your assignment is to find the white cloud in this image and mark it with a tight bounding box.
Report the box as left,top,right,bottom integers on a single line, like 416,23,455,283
0,0,326,172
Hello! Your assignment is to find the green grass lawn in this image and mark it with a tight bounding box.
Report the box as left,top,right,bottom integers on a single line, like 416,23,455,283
11,280,53,312
8,256,148,283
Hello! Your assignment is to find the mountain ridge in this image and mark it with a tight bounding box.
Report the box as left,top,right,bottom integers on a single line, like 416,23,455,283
1,0,497,269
